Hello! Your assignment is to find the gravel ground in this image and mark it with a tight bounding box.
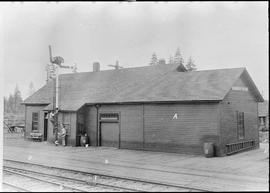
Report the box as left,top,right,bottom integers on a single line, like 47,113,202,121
4,160,196,192
3,132,269,191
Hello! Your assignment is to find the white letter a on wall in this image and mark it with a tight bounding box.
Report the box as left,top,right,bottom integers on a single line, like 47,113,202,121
173,113,178,119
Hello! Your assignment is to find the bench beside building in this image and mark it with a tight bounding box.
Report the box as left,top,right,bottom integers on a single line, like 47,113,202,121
22,63,264,156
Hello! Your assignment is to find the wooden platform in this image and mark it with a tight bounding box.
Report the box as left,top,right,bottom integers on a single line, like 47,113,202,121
3,134,269,191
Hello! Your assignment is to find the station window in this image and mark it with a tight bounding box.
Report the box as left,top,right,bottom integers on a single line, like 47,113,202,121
32,112,39,131
236,111,245,140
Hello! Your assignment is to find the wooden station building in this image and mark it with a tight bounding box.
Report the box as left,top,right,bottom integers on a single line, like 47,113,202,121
22,63,264,156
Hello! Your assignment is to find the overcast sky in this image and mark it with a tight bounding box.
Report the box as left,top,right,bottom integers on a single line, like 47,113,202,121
1,2,268,100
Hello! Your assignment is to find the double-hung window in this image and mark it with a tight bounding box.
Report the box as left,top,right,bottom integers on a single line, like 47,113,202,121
236,111,245,140
32,112,39,131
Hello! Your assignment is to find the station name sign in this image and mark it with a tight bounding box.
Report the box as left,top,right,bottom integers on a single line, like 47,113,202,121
100,113,119,122
232,86,248,91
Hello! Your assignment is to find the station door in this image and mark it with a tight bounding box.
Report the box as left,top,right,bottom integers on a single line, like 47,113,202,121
100,122,119,148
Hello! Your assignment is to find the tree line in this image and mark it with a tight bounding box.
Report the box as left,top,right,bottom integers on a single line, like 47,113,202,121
4,82,36,114
149,47,197,71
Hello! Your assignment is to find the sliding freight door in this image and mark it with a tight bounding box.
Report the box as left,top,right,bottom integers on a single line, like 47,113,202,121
99,113,120,148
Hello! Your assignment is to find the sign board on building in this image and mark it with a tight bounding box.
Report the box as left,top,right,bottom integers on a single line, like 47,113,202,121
232,86,248,91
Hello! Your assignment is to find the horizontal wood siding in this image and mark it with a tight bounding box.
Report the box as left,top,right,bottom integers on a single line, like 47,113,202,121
58,112,77,146
25,105,47,140
144,103,219,155
99,105,144,150
220,76,259,155
84,103,219,154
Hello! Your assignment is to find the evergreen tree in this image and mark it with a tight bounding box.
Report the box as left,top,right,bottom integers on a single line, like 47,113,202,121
13,85,24,114
8,94,14,113
4,96,8,113
174,47,184,65
185,57,197,71
168,55,174,65
149,52,158,66
174,47,187,72
28,82,36,97
4,85,24,115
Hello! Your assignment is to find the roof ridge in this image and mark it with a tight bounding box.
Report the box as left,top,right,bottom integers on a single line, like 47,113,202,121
186,67,245,73
59,63,178,77
59,65,246,77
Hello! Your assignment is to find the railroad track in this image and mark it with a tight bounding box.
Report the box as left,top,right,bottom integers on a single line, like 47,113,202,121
3,168,102,192
3,166,136,192
2,182,30,192
3,159,209,192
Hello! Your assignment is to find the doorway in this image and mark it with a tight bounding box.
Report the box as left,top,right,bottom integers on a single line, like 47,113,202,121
44,112,48,141
100,122,119,147
98,112,120,148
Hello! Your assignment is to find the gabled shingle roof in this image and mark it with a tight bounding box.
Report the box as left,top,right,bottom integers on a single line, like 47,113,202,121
23,64,263,111
23,80,54,105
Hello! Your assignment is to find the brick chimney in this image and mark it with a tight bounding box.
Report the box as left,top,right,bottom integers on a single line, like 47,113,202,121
93,62,100,72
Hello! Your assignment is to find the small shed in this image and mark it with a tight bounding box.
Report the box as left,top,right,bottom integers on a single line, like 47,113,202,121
258,101,269,131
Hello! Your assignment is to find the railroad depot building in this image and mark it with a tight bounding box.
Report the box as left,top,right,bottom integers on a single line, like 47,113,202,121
22,63,264,156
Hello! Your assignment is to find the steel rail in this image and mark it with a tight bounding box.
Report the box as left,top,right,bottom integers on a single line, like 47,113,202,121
4,166,137,192
2,182,31,192
4,159,210,192
3,168,87,192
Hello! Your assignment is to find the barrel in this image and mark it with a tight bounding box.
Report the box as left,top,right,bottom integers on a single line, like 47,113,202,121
203,142,214,158
80,135,89,147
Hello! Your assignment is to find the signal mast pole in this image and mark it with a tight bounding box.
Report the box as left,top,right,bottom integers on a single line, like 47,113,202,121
49,45,60,144
48,45,77,145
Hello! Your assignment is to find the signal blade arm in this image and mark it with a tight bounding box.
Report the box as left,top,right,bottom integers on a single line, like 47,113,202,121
48,45,77,71
58,64,70,69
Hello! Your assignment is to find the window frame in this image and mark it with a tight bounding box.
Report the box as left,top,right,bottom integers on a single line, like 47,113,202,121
236,111,245,140
32,112,39,132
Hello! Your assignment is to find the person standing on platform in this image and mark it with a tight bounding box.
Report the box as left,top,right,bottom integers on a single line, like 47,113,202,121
60,123,67,146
